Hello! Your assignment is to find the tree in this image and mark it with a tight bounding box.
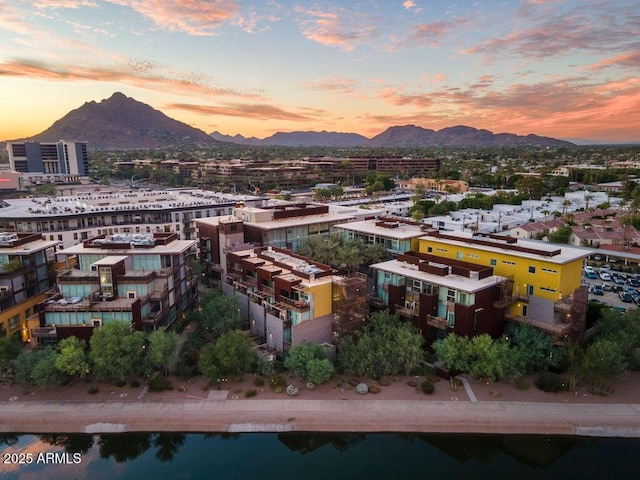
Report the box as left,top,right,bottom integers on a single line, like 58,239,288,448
14,347,62,387
35,183,57,197
89,321,146,381
198,330,254,382
284,343,333,383
514,176,545,200
338,311,423,378
55,336,89,378
510,324,555,373
0,335,22,379
580,339,627,383
148,330,179,376
364,242,391,264
337,241,366,275
306,358,335,385
197,292,243,339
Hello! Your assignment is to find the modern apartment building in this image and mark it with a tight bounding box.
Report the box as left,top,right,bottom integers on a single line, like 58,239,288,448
223,246,367,355
0,188,263,249
7,141,89,178
369,251,506,343
31,232,197,346
0,233,58,341
334,217,428,257
417,230,591,342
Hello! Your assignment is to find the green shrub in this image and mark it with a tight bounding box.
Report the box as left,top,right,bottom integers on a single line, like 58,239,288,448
514,377,530,390
148,375,174,392
87,386,99,395
254,376,265,387
269,374,285,391
535,372,567,393
421,380,435,394
245,389,257,398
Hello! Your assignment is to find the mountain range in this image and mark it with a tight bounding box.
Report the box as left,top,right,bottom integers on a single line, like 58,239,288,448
12,92,573,149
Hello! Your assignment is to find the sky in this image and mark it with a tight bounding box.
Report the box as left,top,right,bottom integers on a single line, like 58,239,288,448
0,0,639,143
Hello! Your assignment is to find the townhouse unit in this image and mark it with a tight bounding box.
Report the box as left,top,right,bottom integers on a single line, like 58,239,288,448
31,232,197,346
223,246,367,355
0,233,58,341
334,217,428,257
417,230,591,342
369,251,506,344
0,188,263,249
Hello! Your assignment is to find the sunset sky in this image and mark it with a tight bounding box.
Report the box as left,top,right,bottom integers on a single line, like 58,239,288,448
1,0,638,143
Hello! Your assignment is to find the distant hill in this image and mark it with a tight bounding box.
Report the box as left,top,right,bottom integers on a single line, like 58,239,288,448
215,124,573,148
20,92,219,150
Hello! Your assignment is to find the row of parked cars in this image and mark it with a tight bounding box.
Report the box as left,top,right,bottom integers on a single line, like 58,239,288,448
585,265,640,304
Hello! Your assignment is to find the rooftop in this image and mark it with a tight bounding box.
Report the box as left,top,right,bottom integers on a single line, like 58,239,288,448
334,219,427,240
421,230,591,264
372,259,505,293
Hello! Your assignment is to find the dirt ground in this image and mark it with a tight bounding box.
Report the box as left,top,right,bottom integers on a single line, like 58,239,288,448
2,370,639,405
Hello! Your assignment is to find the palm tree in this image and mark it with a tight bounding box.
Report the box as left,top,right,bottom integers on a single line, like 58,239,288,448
584,193,594,212
365,242,391,264
562,199,571,217
598,201,611,218
337,241,366,276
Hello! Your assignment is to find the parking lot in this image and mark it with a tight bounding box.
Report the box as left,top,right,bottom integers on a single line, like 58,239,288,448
583,268,639,312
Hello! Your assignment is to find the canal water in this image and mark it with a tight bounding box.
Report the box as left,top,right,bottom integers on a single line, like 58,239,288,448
1,432,639,479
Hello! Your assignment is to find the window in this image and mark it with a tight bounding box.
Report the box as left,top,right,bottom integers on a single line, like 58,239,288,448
8,314,19,330
502,260,516,266
522,305,528,317
528,266,536,273
427,247,433,253
490,259,497,266
527,284,534,296
456,252,463,260
446,289,455,302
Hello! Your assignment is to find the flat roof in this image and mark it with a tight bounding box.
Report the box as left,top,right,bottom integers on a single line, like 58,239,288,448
59,239,196,256
334,220,425,240
372,259,505,293
0,238,59,254
245,213,355,230
0,189,262,219
420,231,590,264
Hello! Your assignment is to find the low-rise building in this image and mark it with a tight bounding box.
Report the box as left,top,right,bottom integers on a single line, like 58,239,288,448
32,232,197,346
223,246,367,355
334,217,428,257
0,233,58,341
369,252,506,344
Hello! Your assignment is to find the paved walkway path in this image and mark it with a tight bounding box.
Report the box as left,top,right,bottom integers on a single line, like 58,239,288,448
2,398,639,437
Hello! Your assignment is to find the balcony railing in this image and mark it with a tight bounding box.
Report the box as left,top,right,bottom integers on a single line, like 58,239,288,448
278,295,311,312
506,313,571,338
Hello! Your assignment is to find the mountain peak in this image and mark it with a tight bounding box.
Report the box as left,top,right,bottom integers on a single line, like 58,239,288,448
21,92,218,149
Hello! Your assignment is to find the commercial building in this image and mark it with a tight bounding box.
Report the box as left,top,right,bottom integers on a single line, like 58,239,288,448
0,188,263,249
417,230,591,342
31,232,197,346
7,141,89,178
0,233,58,341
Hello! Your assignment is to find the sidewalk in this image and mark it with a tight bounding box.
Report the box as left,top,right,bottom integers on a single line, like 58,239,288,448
1,398,639,437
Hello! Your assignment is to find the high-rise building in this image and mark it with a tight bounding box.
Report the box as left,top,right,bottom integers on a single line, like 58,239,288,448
7,141,89,177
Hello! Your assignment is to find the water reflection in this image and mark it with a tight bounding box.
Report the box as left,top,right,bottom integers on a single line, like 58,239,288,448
0,432,635,479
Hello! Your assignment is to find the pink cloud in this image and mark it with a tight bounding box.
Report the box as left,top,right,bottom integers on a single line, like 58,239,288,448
294,7,378,51
107,0,241,35
166,102,320,122
32,1,98,8
303,76,359,94
588,51,640,71
0,59,263,99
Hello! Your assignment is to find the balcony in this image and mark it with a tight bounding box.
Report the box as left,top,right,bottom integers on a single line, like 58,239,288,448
426,314,450,331
506,313,571,339
278,295,311,312
395,304,417,318
367,294,385,309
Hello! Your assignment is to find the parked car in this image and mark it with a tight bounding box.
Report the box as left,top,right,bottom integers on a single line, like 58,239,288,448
612,284,624,292
603,283,613,291
619,292,633,303
584,266,596,274
592,254,603,261
599,272,612,281
614,277,626,285
599,264,612,272
587,271,598,279
592,284,604,295
628,278,640,287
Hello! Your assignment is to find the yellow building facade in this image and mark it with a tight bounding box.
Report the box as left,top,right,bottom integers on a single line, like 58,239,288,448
418,231,589,320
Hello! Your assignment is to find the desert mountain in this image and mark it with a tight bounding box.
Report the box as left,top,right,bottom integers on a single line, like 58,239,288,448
214,124,572,147
22,92,218,150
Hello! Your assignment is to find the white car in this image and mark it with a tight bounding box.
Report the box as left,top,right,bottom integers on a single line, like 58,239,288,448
584,266,595,274
599,272,612,281
599,264,612,272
